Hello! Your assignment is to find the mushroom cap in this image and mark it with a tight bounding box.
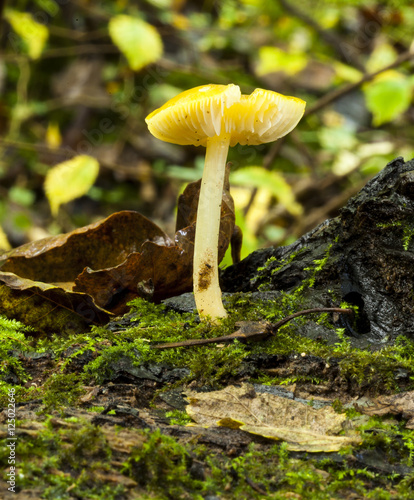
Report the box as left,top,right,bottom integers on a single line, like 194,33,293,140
145,84,305,148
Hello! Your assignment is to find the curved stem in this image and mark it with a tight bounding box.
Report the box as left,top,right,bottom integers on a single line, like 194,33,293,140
193,135,230,320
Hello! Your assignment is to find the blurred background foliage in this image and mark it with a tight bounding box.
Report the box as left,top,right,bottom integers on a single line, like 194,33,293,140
1,0,414,266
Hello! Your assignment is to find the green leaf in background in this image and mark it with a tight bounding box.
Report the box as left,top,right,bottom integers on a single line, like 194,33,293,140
44,155,100,216
256,46,307,76
5,9,49,59
108,15,163,71
230,166,302,215
9,186,36,207
364,72,413,126
318,126,358,152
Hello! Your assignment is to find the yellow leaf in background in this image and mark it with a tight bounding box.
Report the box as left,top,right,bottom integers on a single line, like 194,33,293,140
366,43,398,74
44,155,100,216
230,166,302,216
333,61,363,83
109,15,163,71
45,122,62,150
0,226,11,251
256,46,307,77
171,13,189,30
5,10,49,59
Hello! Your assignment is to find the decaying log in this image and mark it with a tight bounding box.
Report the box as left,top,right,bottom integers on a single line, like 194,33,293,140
222,157,414,344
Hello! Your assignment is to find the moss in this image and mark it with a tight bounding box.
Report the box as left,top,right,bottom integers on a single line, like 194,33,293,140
122,428,205,498
0,315,34,386
13,288,412,406
2,410,414,498
165,409,193,426
336,335,414,393
377,220,414,251
0,416,125,500
253,247,307,291
41,373,87,412
2,249,414,498
402,223,414,251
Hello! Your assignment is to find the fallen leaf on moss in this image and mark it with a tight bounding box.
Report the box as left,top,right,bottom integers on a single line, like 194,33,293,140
186,383,360,452
0,178,235,332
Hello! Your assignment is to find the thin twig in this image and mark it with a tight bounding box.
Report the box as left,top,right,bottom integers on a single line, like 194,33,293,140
0,0,5,30
245,476,268,496
0,44,118,62
278,0,364,71
0,138,147,177
244,47,414,220
304,48,414,118
269,307,353,333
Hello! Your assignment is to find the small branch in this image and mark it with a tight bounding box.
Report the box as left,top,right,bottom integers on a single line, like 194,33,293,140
0,44,118,62
278,0,364,71
0,0,5,29
152,308,353,349
245,48,414,223
48,26,108,42
269,307,353,333
245,476,268,496
0,138,141,177
304,48,414,118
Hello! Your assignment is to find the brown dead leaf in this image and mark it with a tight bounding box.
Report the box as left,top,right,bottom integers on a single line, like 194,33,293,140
0,211,171,282
186,383,360,452
356,391,414,429
0,179,235,331
0,271,112,334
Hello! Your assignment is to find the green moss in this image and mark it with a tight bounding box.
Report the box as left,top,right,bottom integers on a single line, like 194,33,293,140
377,220,414,251
122,428,205,498
0,315,34,385
2,411,414,498
253,247,307,291
2,248,414,498
86,406,105,413
402,223,414,251
0,416,124,500
337,335,414,392
42,373,87,412
165,409,193,426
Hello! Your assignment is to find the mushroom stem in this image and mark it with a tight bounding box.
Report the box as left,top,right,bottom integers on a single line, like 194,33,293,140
193,135,231,320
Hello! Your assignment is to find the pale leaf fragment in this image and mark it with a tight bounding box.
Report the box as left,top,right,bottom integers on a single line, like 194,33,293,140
186,383,359,453
109,15,163,71
240,425,359,452
5,10,49,59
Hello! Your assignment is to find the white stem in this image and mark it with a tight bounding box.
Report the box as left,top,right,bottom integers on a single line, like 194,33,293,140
193,135,230,320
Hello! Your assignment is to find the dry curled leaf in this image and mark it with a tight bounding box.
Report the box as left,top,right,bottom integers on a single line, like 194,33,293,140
0,178,235,332
186,383,360,452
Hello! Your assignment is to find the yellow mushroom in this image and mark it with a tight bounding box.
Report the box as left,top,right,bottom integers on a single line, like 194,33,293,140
146,84,305,321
